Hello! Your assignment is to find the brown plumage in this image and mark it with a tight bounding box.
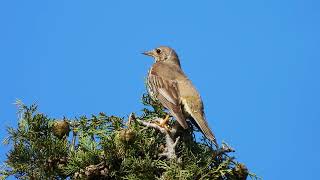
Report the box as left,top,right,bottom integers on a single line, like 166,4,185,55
143,46,218,147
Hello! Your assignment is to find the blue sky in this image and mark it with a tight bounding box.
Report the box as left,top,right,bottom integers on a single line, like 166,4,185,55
0,1,319,179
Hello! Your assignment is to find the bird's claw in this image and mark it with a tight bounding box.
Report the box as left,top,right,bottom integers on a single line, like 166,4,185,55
156,115,170,131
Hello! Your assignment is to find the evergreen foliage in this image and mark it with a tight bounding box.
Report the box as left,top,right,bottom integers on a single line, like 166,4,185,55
1,94,260,180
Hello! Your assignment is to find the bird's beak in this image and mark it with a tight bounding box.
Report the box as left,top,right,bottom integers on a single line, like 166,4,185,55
142,50,154,57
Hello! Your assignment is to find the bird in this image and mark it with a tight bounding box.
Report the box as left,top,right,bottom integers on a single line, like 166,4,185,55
142,46,218,147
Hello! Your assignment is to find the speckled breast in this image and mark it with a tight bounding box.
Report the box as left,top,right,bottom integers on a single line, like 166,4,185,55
146,68,157,101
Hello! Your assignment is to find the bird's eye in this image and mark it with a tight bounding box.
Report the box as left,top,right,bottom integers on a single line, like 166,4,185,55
156,49,161,54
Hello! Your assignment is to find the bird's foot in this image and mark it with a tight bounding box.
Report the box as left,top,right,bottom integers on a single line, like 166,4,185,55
156,115,170,131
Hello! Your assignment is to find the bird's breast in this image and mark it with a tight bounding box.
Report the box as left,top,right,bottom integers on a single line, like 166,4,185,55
147,68,157,100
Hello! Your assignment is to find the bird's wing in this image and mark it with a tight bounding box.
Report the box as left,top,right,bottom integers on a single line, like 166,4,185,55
148,74,188,129
180,89,218,147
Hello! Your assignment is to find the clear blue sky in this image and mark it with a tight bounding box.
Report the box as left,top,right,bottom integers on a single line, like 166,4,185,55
0,1,319,179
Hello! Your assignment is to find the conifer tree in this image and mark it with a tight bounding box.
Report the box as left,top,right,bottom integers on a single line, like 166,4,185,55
1,94,260,180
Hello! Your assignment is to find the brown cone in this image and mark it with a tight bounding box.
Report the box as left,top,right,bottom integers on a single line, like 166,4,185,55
52,119,70,139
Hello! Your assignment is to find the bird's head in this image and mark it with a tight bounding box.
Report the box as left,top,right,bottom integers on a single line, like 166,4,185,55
142,46,181,66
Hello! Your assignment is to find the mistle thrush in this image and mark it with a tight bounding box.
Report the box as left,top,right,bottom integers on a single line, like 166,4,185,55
143,46,218,147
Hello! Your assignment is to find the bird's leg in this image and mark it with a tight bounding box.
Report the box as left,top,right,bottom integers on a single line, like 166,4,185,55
154,114,170,131
159,114,170,127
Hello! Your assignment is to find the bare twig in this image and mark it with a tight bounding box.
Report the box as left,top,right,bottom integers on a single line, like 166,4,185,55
212,142,235,158
127,113,135,127
159,135,180,159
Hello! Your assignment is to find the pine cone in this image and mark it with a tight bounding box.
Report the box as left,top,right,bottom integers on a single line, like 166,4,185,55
52,120,70,139
119,129,135,142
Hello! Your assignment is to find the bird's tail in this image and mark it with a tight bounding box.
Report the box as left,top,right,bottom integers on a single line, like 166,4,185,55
192,112,218,148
